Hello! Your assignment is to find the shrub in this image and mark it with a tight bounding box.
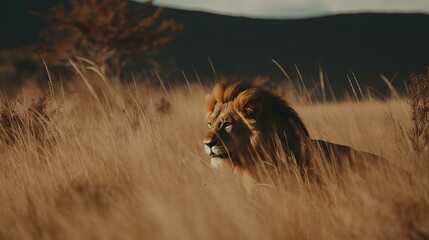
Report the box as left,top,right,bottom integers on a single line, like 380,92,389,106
407,68,429,155
0,92,59,146
30,0,183,80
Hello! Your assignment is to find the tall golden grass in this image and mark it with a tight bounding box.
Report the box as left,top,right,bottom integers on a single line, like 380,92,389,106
0,69,428,240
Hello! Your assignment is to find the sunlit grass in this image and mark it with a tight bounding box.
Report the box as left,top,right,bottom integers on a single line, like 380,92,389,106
0,70,428,239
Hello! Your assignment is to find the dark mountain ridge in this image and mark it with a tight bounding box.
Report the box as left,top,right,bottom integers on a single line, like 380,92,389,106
156,8,429,96
1,1,429,96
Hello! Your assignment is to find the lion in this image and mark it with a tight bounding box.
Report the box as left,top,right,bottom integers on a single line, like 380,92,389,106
203,79,394,180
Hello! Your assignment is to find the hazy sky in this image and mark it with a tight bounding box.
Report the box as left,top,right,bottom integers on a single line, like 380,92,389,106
144,0,429,18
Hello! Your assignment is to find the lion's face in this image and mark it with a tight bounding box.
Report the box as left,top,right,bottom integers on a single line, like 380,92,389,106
203,79,309,170
203,102,253,168
203,80,390,182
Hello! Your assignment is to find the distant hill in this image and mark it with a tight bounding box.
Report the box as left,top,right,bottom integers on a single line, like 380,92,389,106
1,1,429,97
0,0,60,48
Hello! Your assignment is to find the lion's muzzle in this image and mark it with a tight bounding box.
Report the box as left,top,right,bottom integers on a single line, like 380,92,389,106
203,139,229,157
203,138,230,167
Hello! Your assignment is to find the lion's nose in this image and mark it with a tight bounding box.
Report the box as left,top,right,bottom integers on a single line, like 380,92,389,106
203,139,217,148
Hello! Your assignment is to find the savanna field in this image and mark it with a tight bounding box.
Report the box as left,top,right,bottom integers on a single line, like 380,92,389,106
1,69,429,240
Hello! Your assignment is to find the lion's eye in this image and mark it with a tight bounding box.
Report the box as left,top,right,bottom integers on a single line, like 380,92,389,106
223,122,232,129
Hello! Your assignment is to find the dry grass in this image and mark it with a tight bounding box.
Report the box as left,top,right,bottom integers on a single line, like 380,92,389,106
1,72,429,240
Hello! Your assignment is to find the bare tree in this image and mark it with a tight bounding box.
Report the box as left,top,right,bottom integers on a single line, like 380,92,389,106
30,0,182,80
